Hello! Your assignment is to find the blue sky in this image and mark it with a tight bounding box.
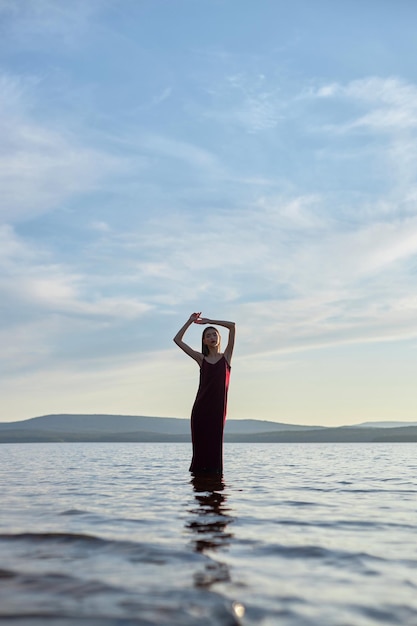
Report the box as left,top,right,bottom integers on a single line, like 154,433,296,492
1,0,417,425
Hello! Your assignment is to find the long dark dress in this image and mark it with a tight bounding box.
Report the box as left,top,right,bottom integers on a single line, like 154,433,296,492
189,355,231,475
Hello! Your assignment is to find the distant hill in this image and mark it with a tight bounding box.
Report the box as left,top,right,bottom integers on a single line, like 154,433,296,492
0,414,323,436
0,414,191,435
0,414,417,443
225,426,417,443
353,421,417,429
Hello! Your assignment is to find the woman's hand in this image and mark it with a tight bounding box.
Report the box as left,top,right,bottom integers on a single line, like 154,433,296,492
194,317,210,324
189,312,202,323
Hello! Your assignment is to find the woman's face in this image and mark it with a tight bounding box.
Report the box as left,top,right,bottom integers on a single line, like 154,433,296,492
203,328,220,348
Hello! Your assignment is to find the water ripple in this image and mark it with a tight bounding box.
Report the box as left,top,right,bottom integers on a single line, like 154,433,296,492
1,442,417,625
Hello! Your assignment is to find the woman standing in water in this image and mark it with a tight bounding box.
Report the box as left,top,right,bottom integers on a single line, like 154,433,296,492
173,313,236,475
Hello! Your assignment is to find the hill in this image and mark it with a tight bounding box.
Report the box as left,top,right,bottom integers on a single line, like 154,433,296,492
0,414,417,443
0,414,322,436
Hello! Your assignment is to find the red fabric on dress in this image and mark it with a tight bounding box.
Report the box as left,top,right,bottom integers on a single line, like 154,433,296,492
189,355,231,475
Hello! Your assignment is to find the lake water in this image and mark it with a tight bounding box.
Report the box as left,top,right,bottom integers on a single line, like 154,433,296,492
1,442,417,625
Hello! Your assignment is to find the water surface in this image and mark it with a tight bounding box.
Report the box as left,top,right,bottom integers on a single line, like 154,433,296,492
1,442,417,625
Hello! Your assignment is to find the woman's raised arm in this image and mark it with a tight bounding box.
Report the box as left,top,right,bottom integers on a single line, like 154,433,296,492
173,313,203,365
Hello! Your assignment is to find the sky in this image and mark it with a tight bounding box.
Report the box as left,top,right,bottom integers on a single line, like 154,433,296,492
1,0,417,426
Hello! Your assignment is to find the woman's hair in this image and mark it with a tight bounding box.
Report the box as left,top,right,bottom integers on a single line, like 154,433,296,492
201,326,220,356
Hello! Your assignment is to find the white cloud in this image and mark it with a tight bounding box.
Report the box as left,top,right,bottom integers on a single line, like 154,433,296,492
0,122,126,223
314,76,417,131
1,260,152,321
0,223,39,262
361,218,417,272
255,194,327,230
68,183,417,362
0,72,132,223
90,221,111,233
203,72,285,133
0,224,153,379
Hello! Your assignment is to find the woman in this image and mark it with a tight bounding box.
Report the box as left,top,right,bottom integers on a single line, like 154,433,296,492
173,312,236,475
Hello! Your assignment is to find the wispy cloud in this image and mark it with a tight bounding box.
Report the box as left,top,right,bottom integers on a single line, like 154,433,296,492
0,222,153,380
69,183,417,364
203,72,286,133
313,76,417,131
3,64,417,372
0,73,130,222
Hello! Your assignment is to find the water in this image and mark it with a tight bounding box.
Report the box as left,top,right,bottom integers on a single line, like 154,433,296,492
1,442,417,625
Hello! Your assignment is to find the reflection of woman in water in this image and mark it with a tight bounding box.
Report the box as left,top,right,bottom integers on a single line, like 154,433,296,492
173,313,235,475
189,475,233,553
187,474,234,588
